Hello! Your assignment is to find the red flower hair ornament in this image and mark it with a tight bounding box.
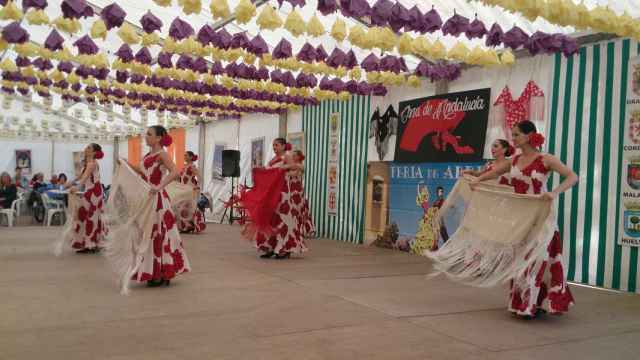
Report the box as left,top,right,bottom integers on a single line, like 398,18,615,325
284,143,292,151
94,150,104,159
507,145,515,157
528,133,545,148
160,134,173,147
191,154,198,161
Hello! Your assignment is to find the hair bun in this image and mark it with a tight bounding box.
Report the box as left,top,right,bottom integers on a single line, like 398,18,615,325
160,134,173,147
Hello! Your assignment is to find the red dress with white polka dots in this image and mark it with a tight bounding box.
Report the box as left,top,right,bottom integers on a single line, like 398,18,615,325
131,152,191,282
507,154,574,316
69,162,106,250
176,164,206,233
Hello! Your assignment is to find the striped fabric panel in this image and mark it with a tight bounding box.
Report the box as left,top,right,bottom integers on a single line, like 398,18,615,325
550,38,639,292
302,96,371,244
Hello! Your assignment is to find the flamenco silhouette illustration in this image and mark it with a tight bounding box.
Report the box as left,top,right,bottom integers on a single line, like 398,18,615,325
399,99,475,155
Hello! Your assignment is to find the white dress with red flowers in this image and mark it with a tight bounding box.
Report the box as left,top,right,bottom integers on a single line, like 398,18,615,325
68,162,106,251
176,164,206,233
254,156,308,255
507,154,574,316
131,152,191,282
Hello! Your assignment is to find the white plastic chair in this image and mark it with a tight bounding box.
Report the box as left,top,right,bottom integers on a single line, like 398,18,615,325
41,193,65,226
15,191,25,216
0,199,18,227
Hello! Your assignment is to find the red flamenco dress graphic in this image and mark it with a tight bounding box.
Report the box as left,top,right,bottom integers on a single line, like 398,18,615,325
69,163,106,251
507,155,574,316
176,164,206,233
241,156,308,257
131,152,191,282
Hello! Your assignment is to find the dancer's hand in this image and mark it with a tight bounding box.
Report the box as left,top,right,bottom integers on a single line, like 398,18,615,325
69,186,77,194
150,185,161,194
541,192,556,201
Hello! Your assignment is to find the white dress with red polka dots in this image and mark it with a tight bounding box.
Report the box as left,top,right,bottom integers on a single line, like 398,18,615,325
130,152,191,282
67,162,106,251
176,164,206,233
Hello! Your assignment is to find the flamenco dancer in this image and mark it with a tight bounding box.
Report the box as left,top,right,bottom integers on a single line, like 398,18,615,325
58,143,106,254
242,138,308,259
471,121,577,318
176,151,206,234
291,150,315,238
463,139,514,186
119,126,190,287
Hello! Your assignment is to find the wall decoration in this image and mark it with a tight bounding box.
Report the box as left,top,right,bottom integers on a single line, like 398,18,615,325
287,132,304,152
492,80,545,143
368,104,398,161
327,112,340,215
251,137,265,168
395,89,491,163
212,143,226,181
73,151,85,178
15,149,31,175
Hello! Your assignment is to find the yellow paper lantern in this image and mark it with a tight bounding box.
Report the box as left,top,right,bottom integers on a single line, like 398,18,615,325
397,33,413,55
25,9,49,25
447,42,470,62
256,6,282,31
153,0,172,7
235,0,257,24
178,0,202,15
331,19,347,42
118,23,141,45
348,24,366,48
90,19,108,40
210,0,231,19
141,32,162,46
307,15,325,37
0,1,23,21
284,9,306,37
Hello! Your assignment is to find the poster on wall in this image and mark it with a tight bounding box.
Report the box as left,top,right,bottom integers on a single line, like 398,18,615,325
620,56,640,247
368,105,398,162
370,162,483,253
394,88,491,163
211,144,226,181
327,112,340,215
72,151,85,178
287,132,304,152
251,138,264,168
15,149,31,175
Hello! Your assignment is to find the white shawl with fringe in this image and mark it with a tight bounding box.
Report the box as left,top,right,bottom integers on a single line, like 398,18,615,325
103,160,156,295
426,176,555,288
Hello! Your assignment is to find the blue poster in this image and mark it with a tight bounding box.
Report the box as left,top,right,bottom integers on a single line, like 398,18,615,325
388,162,483,253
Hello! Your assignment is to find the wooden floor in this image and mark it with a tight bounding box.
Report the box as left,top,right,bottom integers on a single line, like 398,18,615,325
2,224,640,360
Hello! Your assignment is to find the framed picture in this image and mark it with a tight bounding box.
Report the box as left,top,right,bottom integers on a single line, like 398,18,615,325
212,144,226,181
251,137,265,168
287,132,305,152
73,151,85,178
15,149,31,175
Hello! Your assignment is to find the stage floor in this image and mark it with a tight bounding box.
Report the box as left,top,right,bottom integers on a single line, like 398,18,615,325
2,224,640,359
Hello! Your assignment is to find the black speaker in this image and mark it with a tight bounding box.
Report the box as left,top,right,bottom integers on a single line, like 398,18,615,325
222,150,240,177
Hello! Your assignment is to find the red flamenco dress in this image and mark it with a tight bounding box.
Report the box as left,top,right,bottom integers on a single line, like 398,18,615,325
69,162,106,251
507,155,574,316
131,152,191,282
176,164,206,233
242,156,308,256
484,161,511,186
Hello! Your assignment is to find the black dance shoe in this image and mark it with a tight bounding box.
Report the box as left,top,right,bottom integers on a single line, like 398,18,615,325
260,251,275,259
146,279,164,287
274,252,291,260
75,249,91,254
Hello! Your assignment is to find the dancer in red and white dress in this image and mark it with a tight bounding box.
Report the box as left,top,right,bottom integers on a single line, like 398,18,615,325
176,151,206,234
123,126,191,287
63,143,106,254
242,138,308,259
291,150,315,238
463,139,513,186
472,121,577,318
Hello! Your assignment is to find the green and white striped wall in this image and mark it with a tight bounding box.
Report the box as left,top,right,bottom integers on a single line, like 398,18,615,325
549,38,640,292
302,96,371,244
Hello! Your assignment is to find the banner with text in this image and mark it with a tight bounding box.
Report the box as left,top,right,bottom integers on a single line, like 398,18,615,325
327,112,340,215
621,56,640,247
395,89,491,163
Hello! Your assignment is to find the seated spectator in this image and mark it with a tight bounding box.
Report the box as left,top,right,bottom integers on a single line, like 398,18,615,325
0,172,17,209
58,173,68,189
30,173,46,192
14,167,28,189
50,174,59,186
